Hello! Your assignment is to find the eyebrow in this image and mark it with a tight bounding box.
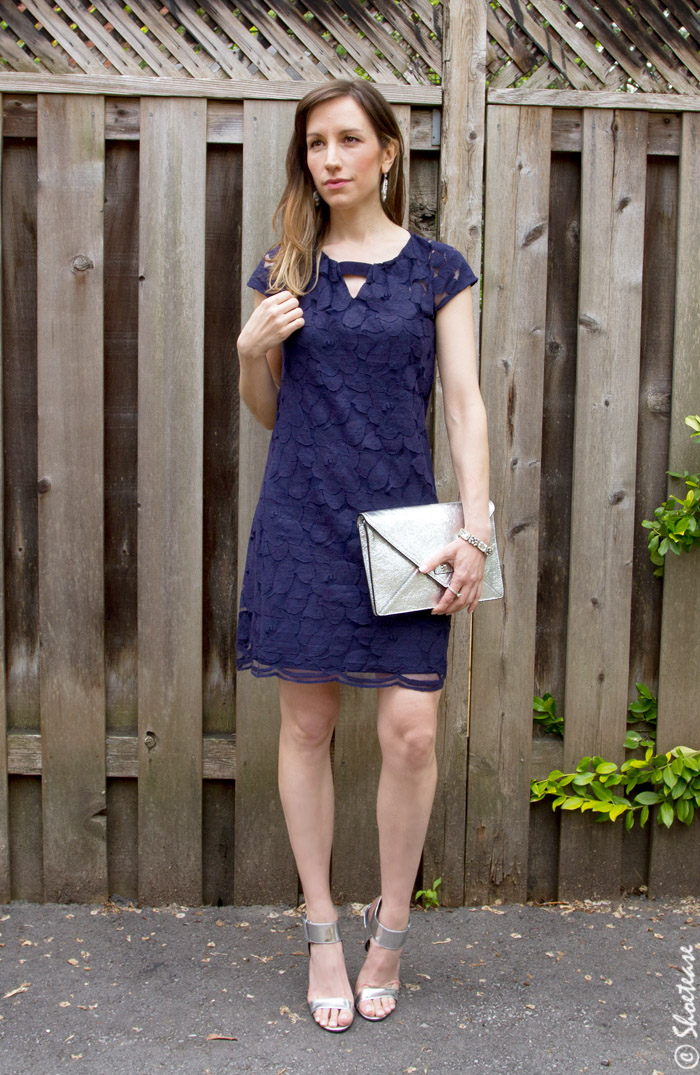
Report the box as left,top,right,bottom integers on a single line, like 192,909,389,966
306,127,365,140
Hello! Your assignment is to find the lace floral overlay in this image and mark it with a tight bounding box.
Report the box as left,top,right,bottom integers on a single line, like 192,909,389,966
236,233,478,692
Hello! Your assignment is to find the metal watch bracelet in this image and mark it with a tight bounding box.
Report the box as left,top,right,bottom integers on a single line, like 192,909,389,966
457,528,492,556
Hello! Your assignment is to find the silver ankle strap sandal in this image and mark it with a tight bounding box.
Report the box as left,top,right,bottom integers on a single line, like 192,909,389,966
302,915,354,1033
354,897,410,1022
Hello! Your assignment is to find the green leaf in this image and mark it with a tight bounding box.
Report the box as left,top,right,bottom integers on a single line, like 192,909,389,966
595,762,618,775
663,767,678,789
640,805,649,827
625,810,634,831
659,801,675,828
634,791,661,805
561,796,585,810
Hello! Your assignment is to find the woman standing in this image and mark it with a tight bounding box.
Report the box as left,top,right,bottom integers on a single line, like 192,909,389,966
236,80,490,1032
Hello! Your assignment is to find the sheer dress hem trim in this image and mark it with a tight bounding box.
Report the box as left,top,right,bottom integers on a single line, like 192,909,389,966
238,657,444,693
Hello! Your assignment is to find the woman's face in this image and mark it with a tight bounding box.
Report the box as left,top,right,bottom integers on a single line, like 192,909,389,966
305,95,396,211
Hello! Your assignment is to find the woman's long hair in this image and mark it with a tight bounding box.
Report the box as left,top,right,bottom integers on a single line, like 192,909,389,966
268,80,406,296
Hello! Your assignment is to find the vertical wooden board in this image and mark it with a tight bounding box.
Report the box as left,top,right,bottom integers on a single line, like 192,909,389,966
622,156,677,897
202,144,242,904
9,777,43,901
629,157,676,696
427,0,487,909
203,144,242,737
535,152,580,703
559,109,648,901
393,104,410,229
104,140,139,737
137,98,206,906
0,96,8,902
203,780,235,906
37,94,107,903
2,138,39,736
106,778,138,901
528,153,579,905
331,685,382,905
234,99,298,905
650,113,700,897
466,105,552,905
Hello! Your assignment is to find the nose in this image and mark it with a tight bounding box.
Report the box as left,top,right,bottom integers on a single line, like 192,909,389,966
324,139,341,171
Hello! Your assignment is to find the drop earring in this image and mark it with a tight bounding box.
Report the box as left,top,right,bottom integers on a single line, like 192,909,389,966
313,190,321,207
381,172,388,203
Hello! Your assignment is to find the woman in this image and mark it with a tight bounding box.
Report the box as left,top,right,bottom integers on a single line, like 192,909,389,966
236,80,490,1032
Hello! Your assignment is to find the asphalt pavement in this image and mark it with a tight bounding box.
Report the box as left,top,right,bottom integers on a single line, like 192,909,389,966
1,893,698,1075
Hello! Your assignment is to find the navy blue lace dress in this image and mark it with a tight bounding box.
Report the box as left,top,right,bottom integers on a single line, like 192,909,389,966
236,232,478,692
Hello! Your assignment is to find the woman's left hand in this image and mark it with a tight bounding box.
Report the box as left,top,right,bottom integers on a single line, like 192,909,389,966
418,537,489,615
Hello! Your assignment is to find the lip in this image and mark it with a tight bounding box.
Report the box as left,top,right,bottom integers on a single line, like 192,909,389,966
325,179,350,188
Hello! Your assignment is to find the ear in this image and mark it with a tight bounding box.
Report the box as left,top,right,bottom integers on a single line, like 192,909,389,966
381,137,399,172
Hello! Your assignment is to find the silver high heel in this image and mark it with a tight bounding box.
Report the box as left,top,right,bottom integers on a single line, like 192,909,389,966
354,896,411,1022
302,916,354,1032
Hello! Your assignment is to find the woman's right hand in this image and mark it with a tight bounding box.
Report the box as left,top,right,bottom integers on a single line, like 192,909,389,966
238,290,305,358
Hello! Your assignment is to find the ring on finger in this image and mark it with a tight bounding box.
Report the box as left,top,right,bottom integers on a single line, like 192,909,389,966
447,584,462,597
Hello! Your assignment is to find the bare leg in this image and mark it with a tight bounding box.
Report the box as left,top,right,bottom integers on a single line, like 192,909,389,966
277,677,353,1029
354,682,441,1019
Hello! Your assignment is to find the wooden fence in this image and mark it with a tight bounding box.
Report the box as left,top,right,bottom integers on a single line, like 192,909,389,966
0,0,699,907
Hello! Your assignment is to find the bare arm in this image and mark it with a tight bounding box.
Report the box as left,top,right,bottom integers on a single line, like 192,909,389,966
419,288,491,615
237,289,304,430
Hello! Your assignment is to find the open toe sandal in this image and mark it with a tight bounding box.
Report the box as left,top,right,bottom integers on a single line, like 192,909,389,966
354,896,410,1022
302,916,354,1033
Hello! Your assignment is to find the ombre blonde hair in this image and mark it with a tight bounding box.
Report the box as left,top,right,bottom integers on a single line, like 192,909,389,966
267,80,406,296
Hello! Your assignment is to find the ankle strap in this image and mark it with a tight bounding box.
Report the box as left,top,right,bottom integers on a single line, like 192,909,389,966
369,897,410,950
303,917,342,945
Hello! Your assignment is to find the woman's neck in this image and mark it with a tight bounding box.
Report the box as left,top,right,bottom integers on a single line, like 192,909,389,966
323,206,409,261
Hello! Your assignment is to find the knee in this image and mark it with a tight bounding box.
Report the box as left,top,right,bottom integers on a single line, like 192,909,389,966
279,687,340,752
381,719,436,773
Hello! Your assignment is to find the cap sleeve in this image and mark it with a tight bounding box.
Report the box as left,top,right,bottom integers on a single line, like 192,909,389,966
246,251,275,295
430,242,478,312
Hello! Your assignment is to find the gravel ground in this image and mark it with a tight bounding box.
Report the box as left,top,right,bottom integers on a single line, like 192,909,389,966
1,894,698,1075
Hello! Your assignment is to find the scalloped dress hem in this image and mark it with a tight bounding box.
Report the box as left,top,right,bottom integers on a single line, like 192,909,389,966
238,657,445,693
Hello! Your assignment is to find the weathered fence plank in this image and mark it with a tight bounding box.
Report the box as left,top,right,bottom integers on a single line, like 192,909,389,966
650,112,700,897
104,141,139,740
422,0,486,907
234,99,298,906
466,104,552,904
103,139,140,902
202,143,242,907
137,97,206,905
0,97,7,904
1,136,39,901
629,159,677,696
558,109,648,901
527,150,581,903
36,93,107,902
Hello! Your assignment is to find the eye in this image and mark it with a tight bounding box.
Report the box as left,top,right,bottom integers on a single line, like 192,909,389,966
344,135,359,143
307,138,323,149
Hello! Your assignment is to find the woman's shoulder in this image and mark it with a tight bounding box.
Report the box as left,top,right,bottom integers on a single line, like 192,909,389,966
408,234,478,310
247,245,280,294
410,233,466,264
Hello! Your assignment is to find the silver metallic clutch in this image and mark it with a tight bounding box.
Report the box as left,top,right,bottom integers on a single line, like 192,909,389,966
356,500,503,616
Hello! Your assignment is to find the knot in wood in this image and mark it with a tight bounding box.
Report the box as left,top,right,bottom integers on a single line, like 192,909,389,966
144,731,158,751
37,476,51,495
72,254,94,273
